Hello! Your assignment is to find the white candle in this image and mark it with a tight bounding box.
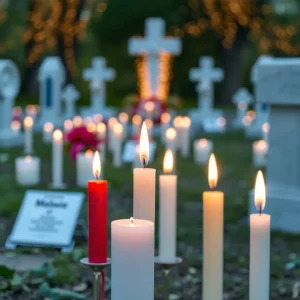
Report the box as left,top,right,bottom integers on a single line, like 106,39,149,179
52,129,64,188
24,116,33,155
133,122,156,222
145,119,153,139
180,116,191,157
108,117,118,151
111,218,154,300
262,122,270,142
173,116,183,151
43,122,54,143
250,171,270,300
159,150,177,262
73,116,83,128
144,101,155,120
119,112,129,140
202,154,224,300
194,138,213,165
112,123,123,168
15,156,40,186
76,150,94,187
11,120,21,135
253,140,268,167
160,112,171,143
64,119,73,133
132,114,142,136
97,122,106,162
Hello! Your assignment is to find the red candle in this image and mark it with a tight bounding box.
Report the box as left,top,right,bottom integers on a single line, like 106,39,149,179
88,151,107,263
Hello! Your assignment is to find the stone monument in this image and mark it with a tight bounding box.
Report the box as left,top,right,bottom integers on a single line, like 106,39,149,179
189,57,224,132
38,57,66,127
62,84,80,119
82,57,115,118
248,57,300,233
0,60,23,147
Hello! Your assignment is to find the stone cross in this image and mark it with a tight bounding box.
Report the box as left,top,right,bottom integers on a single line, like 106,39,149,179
248,57,300,233
128,18,181,97
38,57,66,126
232,88,253,127
62,84,80,119
0,60,21,147
83,57,115,113
189,57,224,114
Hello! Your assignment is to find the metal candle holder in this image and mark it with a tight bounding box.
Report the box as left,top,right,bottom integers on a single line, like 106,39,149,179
154,256,183,300
80,257,111,300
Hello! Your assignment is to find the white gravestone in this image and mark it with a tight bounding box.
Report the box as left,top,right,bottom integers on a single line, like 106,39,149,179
232,88,253,128
248,57,300,233
128,18,181,96
246,56,272,138
38,57,66,127
189,57,224,132
0,60,23,147
82,57,115,118
62,84,80,119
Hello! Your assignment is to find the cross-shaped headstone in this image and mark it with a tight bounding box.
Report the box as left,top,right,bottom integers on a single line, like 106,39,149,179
128,18,181,97
83,57,115,112
232,88,253,127
62,84,80,119
189,57,224,114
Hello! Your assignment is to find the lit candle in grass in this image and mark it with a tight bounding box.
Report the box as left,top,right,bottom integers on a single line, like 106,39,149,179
252,140,268,167
160,112,171,143
194,138,213,165
112,122,123,167
132,114,142,135
43,122,54,143
24,116,33,155
76,149,94,187
51,129,64,189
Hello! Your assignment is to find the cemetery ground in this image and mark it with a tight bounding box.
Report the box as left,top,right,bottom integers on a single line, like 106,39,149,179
1,131,300,300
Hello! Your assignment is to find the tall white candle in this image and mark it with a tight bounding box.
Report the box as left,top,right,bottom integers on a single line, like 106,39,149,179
202,154,224,300
262,122,270,142
173,116,183,152
24,116,33,155
250,171,270,300
112,123,123,168
160,112,171,143
108,117,117,151
97,122,106,162
194,138,213,165
133,122,156,222
43,122,54,143
76,150,94,187
111,218,154,300
52,129,64,188
11,120,21,135
15,156,40,186
119,112,129,140
181,116,191,157
159,150,177,262
132,114,142,136
252,140,268,167
145,101,155,120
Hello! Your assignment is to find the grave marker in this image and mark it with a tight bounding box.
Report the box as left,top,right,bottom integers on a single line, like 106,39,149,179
62,84,80,119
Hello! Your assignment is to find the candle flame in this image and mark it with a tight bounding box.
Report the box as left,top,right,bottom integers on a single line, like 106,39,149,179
44,122,54,132
24,116,33,128
132,114,142,125
25,156,32,163
254,170,266,213
163,149,174,174
139,121,149,167
166,128,176,140
93,151,102,179
208,153,218,189
53,129,63,141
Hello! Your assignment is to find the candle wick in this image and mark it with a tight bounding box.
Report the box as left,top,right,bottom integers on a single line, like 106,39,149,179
259,205,262,216
142,157,147,169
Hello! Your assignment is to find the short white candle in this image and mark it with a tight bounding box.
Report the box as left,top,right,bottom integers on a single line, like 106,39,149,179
159,150,177,262
250,171,270,300
64,119,73,133
144,101,155,120
111,218,154,300
119,112,129,140
112,123,123,168
253,140,268,167
145,119,153,139
73,116,83,128
97,122,106,162
180,116,191,157
108,117,118,151
194,138,213,165
52,129,64,188
132,114,142,136
133,122,156,222
160,112,171,143
24,116,33,155
15,156,40,186
11,120,21,135
43,122,54,143
76,150,94,187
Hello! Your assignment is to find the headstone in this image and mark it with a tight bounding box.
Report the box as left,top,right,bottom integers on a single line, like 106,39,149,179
38,57,66,127
189,57,224,132
246,56,272,138
128,18,181,97
62,84,80,119
248,57,300,233
6,190,85,252
81,57,115,117
0,60,23,147
232,88,253,128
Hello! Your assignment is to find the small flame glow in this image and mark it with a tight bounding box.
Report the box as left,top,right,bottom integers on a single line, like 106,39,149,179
161,112,171,124
254,170,266,213
25,156,32,163
199,138,208,148
24,116,33,129
208,153,218,189
53,129,63,141
166,128,176,140
163,149,174,174
132,114,142,125
119,112,129,123
130,217,134,227
85,149,93,158
73,116,83,128
108,117,117,128
139,121,149,167
87,122,96,133
64,119,73,131
11,120,21,131
113,122,123,135
93,151,101,179
145,101,155,112
44,122,54,132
